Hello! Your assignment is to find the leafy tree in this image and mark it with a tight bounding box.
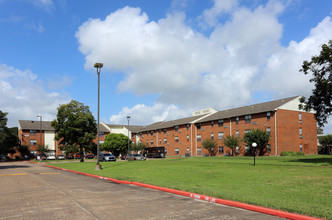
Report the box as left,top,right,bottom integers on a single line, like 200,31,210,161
224,135,240,156
299,40,332,127
100,133,130,156
0,111,20,155
317,127,324,135
243,129,271,156
202,138,218,156
132,142,147,153
51,100,97,162
60,144,79,156
318,134,332,155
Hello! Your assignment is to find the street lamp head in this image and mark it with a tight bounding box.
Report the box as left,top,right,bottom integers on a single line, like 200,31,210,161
252,142,257,148
127,116,131,120
94,63,103,68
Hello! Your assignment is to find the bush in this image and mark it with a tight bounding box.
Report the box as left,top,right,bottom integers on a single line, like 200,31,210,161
280,151,303,156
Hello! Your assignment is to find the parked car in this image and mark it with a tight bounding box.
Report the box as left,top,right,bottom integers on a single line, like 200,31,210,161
85,154,94,159
126,154,146,161
36,154,47,160
120,155,127,160
66,154,74,159
0,155,5,161
57,155,65,160
47,155,56,160
74,153,82,159
99,153,116,162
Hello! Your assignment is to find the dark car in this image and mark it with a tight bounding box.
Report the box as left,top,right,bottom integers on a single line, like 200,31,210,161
99,153,116,162
0,155,5,161
85,154,94,159
66,154,74,159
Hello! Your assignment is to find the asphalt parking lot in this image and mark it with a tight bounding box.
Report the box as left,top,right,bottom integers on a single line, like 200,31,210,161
0,161,283,220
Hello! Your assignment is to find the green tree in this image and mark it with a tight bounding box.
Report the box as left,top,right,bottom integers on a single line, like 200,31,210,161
51,100,97,162
202,138,218,156
60,144,79,156
299,40,332,127
223,135,240,156
0,111,20,155
243,129,271,156
100,133,130,156
318,134,332,155
132,142,148,153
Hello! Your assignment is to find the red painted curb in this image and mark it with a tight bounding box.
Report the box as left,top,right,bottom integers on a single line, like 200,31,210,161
42,164,321,220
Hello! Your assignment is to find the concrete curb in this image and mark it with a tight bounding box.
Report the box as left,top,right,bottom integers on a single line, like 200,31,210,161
41,163,321,220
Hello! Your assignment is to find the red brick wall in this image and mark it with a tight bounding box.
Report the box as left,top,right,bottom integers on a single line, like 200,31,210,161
276,109,317,155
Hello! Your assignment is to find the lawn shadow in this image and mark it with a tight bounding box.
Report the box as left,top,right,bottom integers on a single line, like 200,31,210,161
287,157,332,165
0,165,30,169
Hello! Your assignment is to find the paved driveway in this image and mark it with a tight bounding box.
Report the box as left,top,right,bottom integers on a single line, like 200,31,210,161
0,161,283,220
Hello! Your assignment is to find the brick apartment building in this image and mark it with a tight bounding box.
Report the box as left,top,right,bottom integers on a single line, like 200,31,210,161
133,96,317,156
18,96,317,157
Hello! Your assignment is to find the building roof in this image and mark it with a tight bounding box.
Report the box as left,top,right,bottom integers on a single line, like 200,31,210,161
138,114,207,132
106,124,144,133
196,96,300,123
19,120,109,132
19,120,55,131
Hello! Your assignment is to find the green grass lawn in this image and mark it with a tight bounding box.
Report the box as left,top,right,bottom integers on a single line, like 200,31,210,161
48,155,332,219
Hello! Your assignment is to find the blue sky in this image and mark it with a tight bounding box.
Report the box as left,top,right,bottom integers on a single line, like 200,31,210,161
1,0,332,134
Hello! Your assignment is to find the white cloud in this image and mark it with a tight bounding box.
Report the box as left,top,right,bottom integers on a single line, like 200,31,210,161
76,1,332,132
0,64,70,127
109,102,192,125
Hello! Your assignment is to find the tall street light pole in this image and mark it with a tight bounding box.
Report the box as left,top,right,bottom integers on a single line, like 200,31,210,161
94,62,103,170
37,115,42,161
127,116,130,159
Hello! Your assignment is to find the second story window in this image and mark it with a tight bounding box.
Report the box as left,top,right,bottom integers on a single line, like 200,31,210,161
175,136,179,142
30,129,36,135
236,117,239,125
245,115,251,123
218,119,224,127
175,125,179,132
197,135,201,141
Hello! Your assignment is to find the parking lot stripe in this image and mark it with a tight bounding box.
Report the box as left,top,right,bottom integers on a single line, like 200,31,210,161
0,173,28,176
39,173,61,175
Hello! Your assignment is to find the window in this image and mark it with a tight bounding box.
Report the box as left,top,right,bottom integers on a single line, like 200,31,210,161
175,148,179,154
211,133,214,140
236,130,239,138
197,135,201,141
267,112,271,120
98,132,104,137
218,146,224,154
150,131,154,135
300,144,302,152
245,145,250,153
211,121,214,127
175,125,179,132
99,141,104,144
163,129,167,134
236,117,239,125
164,138,167,144
151,139,154,145
299,127,303,138
197,147,201,154
187,124,190,130
267,144,271,153
30,129,36,135
218,119,224,127
218,132,224,140
236,146,239,153
159,138,161,144
196,123,201,129
299,113,302,121
187,135,189,141
267,127,271,135
30,140,37,145
245,129,251,133
187,147,190,153
245,115,251,123
175,136,179,142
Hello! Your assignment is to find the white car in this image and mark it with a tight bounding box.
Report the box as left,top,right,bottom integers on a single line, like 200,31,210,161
57,155,65,160
47,155,56,160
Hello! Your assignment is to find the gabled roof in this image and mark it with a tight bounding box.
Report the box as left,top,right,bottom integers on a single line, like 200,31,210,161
19,120,109,132
19,120,55,131
196,96,300,123
138,114,207,132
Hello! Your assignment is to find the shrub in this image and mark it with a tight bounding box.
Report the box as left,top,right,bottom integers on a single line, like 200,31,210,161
280,151,303,156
